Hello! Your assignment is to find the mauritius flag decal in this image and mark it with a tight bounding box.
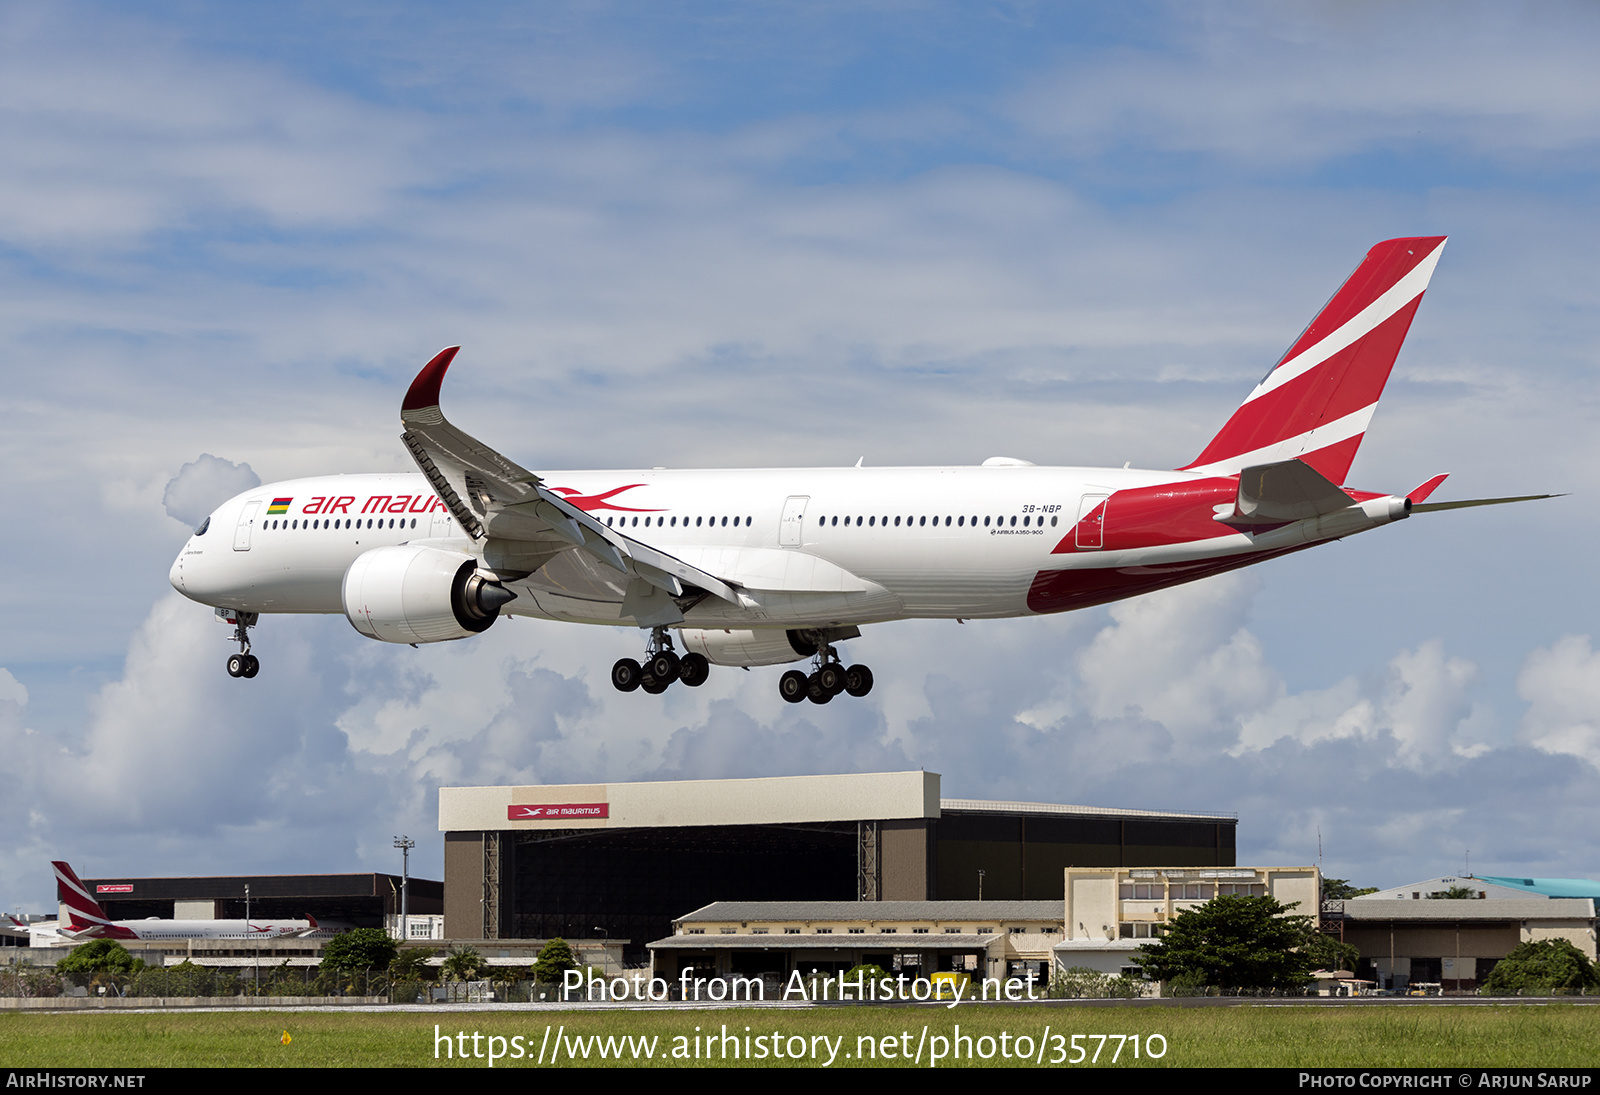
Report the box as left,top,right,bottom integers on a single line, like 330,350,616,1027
267,498,293,515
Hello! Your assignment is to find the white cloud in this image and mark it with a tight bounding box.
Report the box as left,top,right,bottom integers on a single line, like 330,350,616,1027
162,454,261,528
1076,572,1277,743
1518,635,1600,769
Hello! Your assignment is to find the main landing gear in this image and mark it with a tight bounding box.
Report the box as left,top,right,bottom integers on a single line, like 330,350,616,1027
611,627,710,694
779,637,872,705
220,608,261,679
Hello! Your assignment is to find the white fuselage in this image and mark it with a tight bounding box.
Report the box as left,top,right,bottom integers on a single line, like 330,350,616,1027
169,464,1401,632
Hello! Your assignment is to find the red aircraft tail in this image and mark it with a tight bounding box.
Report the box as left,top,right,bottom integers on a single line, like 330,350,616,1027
52,861,119,937
1182,236,1447,484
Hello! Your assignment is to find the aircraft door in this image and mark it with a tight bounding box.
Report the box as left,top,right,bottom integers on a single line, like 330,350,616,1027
233,500,260,552
1075,494,1108,550
779,495,810,547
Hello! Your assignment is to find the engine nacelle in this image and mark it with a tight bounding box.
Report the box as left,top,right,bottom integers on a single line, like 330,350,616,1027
679,628,818,667
342,545,515,644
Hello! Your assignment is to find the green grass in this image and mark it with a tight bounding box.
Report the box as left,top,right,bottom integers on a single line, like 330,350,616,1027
1,1004,1597,1068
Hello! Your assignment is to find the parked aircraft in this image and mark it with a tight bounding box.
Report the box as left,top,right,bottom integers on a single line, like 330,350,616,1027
169,236,1551,702
51,862,338,941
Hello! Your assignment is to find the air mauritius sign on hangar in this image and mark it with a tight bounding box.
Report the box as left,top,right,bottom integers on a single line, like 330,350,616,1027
508,804,609,820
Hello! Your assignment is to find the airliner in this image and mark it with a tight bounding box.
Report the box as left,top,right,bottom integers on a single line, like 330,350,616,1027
50,861,339,942
169,236,1549,703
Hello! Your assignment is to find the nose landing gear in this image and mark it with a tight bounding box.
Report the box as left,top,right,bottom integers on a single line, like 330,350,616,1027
219,608,260,679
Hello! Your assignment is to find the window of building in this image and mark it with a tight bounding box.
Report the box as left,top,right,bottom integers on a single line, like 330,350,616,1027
848,928,865,934
817,928,833,934
785,928,801,934
912,928,929,934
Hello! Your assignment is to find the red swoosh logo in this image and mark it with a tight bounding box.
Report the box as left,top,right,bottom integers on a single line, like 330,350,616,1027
549,484,664,513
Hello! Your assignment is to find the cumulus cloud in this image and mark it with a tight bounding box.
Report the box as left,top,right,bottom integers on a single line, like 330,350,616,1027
162,454,260,528
1518,635,1600,769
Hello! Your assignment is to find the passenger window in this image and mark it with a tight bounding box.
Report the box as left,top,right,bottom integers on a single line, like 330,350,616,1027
1010,516,1017,526
984,516,990,527
894,516,901,527
869,516,875,527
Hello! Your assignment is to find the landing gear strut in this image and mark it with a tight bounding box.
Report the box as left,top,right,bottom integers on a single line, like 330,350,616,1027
779,634,872,705
220,609,260,679
612,627,710,694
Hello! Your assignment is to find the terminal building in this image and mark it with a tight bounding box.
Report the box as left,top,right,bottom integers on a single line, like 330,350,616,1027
438,770,1237,962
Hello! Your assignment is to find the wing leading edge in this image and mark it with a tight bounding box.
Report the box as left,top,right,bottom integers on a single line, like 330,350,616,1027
398,348,741,623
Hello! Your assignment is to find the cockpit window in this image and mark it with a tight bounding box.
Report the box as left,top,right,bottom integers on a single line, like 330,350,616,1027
194,517,210,536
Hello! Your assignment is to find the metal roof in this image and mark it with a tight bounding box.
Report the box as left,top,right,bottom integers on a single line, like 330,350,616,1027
650,933,1000,950
676,900,1063,923
1340,898,1595,922
1474,876,1600,900
940,798,1236,821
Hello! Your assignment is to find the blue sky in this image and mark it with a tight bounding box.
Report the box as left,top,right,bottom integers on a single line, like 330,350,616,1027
3,1,1599,909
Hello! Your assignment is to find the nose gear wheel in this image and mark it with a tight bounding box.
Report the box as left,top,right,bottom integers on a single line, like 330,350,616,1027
222,611,261,680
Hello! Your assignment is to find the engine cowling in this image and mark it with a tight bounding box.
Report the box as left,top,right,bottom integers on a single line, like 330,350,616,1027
679,628,817,667
342,545,515,644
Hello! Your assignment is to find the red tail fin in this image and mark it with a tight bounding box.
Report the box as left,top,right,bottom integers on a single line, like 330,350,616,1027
52,861,113,934
1183,236,1447,483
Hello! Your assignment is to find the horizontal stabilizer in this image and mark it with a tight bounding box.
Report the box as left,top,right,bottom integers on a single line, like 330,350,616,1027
1219,458,1355,524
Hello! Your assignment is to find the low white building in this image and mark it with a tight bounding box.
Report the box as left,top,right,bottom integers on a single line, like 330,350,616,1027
1054,865,1321,977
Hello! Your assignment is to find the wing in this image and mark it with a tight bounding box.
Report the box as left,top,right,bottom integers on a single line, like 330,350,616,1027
398,348,740,615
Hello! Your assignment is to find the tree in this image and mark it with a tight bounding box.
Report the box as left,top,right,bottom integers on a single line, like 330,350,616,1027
1481,940,1600,996
1322,878,1378,900
1133,895,1315,990
1302,930,1360,975
319,928,400,973
441,944,486,982
390,947,438,980
57,940,140,975
532,938,578,984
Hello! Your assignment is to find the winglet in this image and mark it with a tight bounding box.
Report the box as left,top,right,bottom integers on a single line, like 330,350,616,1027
401,346,461,412
1407,473,1449,505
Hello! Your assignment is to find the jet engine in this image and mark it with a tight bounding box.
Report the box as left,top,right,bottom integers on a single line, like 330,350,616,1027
679,628,822,667
342,545,515,644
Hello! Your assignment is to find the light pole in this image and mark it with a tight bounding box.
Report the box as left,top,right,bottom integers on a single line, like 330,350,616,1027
245,884,256,993
393,836,415,942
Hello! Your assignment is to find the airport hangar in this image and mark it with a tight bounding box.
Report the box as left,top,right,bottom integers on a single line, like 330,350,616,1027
74,871,442,930
439,770,1237,963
